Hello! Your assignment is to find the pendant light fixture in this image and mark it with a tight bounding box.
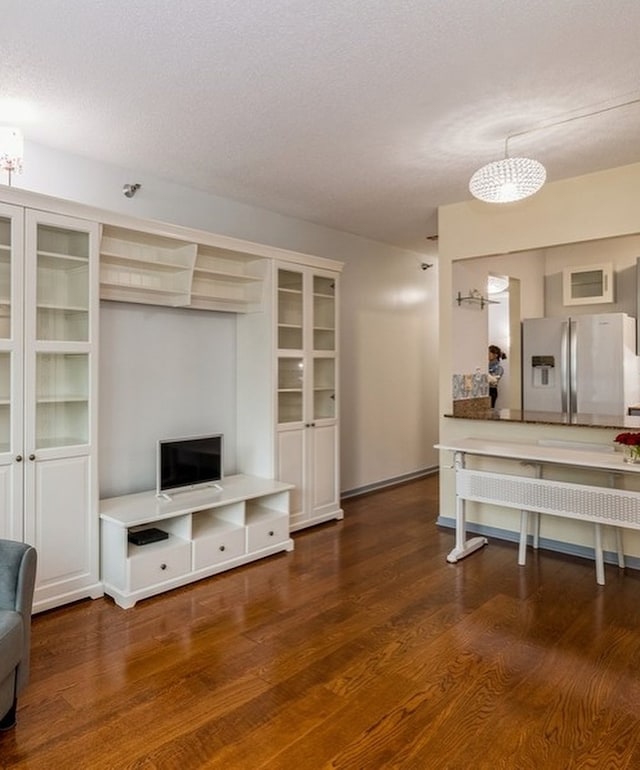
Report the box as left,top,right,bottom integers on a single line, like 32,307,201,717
469,139,546,203
469,95,640,205
0,126,24,186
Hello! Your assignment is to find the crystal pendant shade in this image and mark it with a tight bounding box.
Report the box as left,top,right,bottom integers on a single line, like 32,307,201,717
469,157,546,203
0,126,24,176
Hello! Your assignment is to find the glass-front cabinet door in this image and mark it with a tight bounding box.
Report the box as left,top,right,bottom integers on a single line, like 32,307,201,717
0,203,23,540
277,268,305,425
276,266,337,425
312,275,335,352
277,356,304,424
277,268,303,350
313,358,335,420
24,210,98,456
35,221,90,342
312,274,336,421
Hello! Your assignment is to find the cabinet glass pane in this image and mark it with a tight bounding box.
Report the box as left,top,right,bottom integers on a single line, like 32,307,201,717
36,353,89,448
314,358,335,419
570,270,604,299
0,352,10,452
278,357,303,423
313,276,335,351
37,224,89,342
0,217,11,340
278,269,303,350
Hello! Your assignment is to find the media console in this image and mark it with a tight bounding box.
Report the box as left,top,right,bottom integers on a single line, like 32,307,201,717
100,474,294,608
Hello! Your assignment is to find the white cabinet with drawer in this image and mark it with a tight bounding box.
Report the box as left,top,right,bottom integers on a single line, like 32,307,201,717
128,538,192,591
100,474,294,608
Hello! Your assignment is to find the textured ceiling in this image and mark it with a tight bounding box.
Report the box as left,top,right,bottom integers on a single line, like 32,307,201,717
3,0,640,253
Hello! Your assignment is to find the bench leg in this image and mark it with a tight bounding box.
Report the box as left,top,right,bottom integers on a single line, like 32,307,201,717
594,523,605,586
518,510,528,566
615,528,625,569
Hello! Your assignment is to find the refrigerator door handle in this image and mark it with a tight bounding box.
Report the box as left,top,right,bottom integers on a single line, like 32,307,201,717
570,319,577,414
560,321,569,413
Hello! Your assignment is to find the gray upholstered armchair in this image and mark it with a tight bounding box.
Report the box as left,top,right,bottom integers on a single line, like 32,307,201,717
0,539,37,730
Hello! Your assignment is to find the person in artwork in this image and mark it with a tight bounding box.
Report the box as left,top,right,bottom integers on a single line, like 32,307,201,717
488,344,506,408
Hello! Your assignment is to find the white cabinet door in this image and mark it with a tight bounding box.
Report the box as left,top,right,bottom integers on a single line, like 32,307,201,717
277,426,306,528
25,454,95,607
311,422,339,519
21,209,101,611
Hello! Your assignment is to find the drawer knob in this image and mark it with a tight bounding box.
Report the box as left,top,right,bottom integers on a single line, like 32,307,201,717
269,530,275,537
160,563,167,570
219,545,226,552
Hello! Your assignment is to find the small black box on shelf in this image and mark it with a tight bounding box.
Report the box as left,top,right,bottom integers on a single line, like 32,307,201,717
127,527,169,546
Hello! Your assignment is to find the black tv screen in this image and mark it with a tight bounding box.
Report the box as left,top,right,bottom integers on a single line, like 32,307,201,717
157,434,223,495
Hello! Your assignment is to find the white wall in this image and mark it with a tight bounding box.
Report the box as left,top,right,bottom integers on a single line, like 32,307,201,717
339,246,439,493
98,303,236,498
14,140,439,496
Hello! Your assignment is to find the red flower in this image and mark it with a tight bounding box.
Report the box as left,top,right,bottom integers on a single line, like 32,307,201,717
614,432,640,446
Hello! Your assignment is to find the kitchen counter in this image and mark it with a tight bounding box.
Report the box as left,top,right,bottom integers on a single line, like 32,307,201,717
444,408,640,430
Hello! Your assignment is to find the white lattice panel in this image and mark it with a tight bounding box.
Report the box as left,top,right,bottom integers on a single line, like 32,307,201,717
456,468,640,529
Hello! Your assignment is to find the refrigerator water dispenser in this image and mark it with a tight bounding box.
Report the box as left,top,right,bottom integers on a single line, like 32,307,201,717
531,355,555,387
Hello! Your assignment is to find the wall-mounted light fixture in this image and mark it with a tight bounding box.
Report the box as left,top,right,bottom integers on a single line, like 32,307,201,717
0,127,24,186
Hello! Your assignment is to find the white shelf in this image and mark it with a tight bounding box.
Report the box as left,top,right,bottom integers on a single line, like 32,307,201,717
37,303,88,312
101,251,192,272
99,226,268,313
193,268,261,283
37,251,88,265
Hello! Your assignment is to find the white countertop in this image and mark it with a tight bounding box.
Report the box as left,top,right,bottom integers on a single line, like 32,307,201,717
435,437,639,474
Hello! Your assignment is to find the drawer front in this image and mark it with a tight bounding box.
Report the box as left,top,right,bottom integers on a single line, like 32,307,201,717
127,541,191,591
247,515,289,552
193,527,246,570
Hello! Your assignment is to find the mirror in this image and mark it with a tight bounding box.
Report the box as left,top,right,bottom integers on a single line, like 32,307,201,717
452,232,640,424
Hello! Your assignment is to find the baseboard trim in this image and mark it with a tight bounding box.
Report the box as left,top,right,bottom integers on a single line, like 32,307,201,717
436,515,640,572
341,466,438,500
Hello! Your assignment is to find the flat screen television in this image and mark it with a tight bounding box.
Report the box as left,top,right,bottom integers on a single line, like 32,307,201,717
156,433,223,497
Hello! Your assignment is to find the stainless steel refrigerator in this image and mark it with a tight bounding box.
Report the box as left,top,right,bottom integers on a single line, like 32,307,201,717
522,313,640,416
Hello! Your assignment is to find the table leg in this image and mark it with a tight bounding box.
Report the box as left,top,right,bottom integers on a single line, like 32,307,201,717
447,451,488,563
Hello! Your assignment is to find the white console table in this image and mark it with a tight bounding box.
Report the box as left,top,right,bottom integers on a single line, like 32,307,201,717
436,438,640,584
100,474,294,608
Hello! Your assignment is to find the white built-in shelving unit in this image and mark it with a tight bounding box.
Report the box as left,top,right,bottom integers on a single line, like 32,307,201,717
0,185,343,610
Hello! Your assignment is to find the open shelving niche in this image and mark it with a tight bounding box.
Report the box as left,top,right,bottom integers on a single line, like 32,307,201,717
100,474,294,608
99,225,268,313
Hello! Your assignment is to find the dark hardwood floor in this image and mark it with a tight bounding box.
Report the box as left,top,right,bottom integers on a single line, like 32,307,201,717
3,473,640,769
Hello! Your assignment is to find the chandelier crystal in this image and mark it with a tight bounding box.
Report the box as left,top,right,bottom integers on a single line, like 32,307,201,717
469,156,546,203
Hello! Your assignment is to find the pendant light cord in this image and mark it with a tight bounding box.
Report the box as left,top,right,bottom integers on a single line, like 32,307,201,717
505,95,640,157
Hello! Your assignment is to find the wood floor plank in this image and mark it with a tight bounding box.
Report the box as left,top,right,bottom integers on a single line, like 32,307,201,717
6,473,640,768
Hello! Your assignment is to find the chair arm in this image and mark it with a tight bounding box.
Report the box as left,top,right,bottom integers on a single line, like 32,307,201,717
0,540,37,694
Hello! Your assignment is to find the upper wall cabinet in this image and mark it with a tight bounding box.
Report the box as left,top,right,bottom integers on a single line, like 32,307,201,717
99,225,267,312
562,263,614,306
